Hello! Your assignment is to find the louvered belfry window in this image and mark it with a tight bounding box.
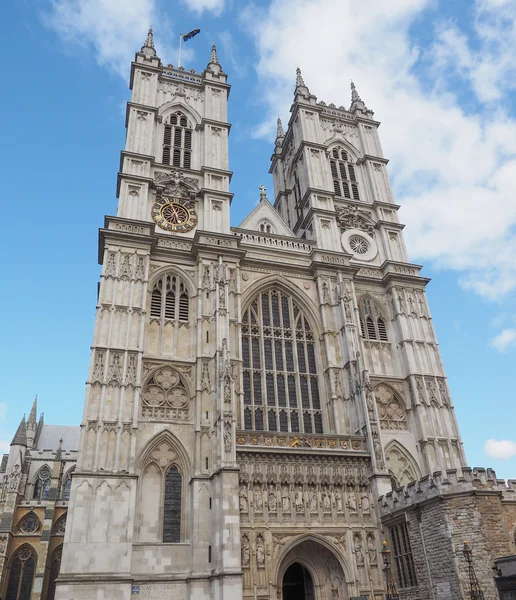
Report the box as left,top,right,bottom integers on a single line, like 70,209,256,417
242,289,323,434
330,147,360,201
150,274,189,324
358,296,389,341
162,112,192,169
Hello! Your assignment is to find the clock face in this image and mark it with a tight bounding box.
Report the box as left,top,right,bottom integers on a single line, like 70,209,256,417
152,197,198,233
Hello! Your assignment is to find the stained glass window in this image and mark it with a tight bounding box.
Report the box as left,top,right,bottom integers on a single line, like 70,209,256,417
46,547,62,600
242,289,323,433
6,546,35,600
33,468,51,501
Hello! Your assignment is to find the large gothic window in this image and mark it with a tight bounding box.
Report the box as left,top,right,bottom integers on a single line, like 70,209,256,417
163,465,182,543
162,112,192,169
6,545,36,600
358,296,388,341
45,546,62,600
330,147,360,201
242,288,323,434
150,274,189,324
33,467,51,501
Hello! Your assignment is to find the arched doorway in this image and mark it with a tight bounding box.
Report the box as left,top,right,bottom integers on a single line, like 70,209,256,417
283,562,314,600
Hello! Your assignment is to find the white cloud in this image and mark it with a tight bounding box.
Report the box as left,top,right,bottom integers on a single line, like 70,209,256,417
0,441,9,454
44,0,177,77
485,438,516,459
489,328,516,351
181,0,225,15
243,0,516,300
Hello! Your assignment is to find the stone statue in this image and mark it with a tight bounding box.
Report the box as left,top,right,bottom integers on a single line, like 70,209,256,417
295,486,304,512
281,485,290,512
322,487,331,511
367,532,377,565
241,534,250,567
253,485,263,511
239,485,248,513
361,494,370,513
268,484,277,512
256,534,265,568
335,487,343,512
354,533,364,566
309,487,318,512
348,493,357,512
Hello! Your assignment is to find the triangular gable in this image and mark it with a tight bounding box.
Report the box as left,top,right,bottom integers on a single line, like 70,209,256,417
237,198,295,237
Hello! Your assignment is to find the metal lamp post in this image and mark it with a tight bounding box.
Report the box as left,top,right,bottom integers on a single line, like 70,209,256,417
462,541,485,600
381,540,400,600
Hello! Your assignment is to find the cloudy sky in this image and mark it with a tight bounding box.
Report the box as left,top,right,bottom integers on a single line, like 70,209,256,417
2,0,516,476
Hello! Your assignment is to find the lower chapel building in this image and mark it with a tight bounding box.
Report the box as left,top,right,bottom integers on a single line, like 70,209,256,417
1,30,516,600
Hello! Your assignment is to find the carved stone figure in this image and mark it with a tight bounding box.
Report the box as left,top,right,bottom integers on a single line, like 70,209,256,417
253,485,263,511
322,486,331,511
295,486,304,512
354,533,365,566
223,421,232,452
223,375,232,404
367,532,378,565
281,485,290,512
348,493,357,512
309,486,318,512
268,484,277,512
335,487,343,512
256,533,265,568
9,465,21,492
239,485,248,513
241,534,250,567
361,494,370,513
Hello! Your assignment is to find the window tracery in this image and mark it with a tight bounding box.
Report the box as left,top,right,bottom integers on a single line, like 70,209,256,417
6,544,36,600
61,467,74,501
33,467,51,501
141,366,189,421
162,111,192,169
375,384,407,430
358,296,389,341
242,288,323,434
150,273,189,324
329,147,360,201
45,546,62,600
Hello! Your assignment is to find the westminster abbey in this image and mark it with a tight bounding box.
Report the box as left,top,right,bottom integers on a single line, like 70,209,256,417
1,29,515,600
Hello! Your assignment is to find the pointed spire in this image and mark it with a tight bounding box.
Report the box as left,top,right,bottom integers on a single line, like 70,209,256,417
11,417,27,447
349,80,371,114
296,67,305,88
210,44,219,65
276,117,284,139
27,396,37,428
144,27,155,49
350,80,361,103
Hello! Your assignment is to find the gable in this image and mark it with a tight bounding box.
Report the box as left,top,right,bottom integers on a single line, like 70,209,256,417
237,198,295,237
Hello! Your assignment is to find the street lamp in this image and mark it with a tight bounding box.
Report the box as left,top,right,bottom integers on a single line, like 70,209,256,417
462,541,485,600
381,540,399,600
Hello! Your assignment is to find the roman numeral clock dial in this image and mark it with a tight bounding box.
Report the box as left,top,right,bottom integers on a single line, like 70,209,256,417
151,197,198,233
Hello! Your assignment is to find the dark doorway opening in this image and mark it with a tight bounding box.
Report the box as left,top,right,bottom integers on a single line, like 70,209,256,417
283,562,314,600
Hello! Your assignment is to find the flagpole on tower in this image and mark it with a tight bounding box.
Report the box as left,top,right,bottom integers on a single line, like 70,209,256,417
178,34,183,68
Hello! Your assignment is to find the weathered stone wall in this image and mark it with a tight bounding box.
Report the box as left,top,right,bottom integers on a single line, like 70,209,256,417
380,468,516,600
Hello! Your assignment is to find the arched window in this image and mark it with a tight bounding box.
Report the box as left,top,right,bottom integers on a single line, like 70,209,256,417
330,147,360,201
62,470,73,501
6,545,36,600
33,467,51,501
242,288,323,434
259,221,274,234
358,296,389,341
45,546,62,600
163,465,182,543
162,112,192,169
149,274,189,323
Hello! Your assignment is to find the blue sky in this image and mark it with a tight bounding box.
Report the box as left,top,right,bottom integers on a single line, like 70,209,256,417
2,0,516,477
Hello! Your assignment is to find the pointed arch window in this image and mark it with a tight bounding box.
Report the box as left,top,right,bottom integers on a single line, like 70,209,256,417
163,465,182,543
6,545,36,600
330,147,360,201
358,296,389,341
149,274,189,324
162,112,192,169
242,288,323,434
259,221,274,234
33,467,51,501
61,468,74,501
45,546,62,600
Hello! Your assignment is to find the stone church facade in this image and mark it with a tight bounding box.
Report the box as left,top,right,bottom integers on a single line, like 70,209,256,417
1,29,516,600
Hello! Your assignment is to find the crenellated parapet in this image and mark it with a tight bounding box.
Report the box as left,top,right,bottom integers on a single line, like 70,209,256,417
379,466,516,515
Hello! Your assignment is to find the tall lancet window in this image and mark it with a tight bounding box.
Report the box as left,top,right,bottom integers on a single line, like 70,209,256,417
163,465,182,543
329,147,360,201
6,545,36,600
242,288,323,434
162,112,192,169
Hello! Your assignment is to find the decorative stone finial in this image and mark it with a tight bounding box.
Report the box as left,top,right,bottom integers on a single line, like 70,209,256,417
210,44,219,64
276,117,284,139
349,80,371,113
350,80,361,102
144,27,155,49
296,67,305,88
259,185,267,201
